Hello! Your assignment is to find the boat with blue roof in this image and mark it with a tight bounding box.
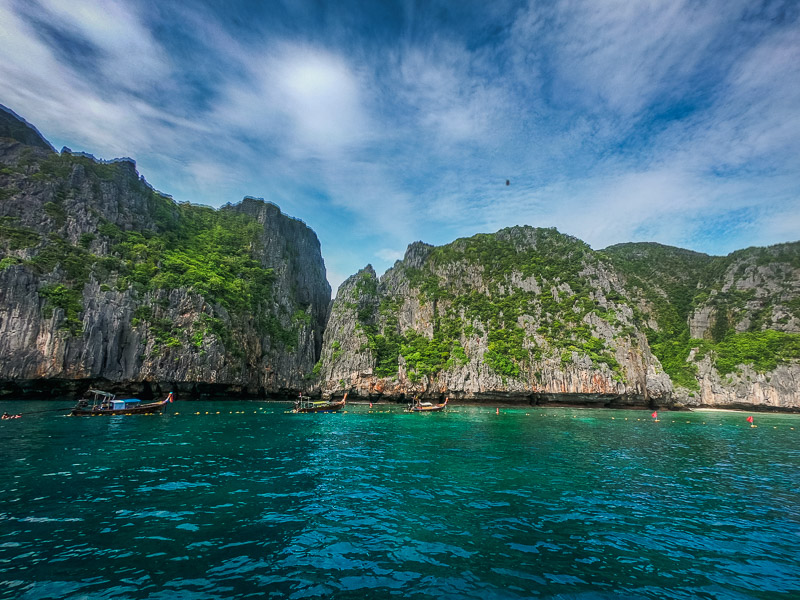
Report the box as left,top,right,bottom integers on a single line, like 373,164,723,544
71,390,174,416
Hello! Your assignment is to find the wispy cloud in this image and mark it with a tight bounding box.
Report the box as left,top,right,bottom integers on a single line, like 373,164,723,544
34,0,170,92
376,248,404,263
0,0,177,154
214,43,371,158
0,0,798,293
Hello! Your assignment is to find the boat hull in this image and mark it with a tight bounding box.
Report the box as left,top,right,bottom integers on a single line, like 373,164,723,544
71,398,170,416
408,399,448,412
408,405,446,412
293,400,345,414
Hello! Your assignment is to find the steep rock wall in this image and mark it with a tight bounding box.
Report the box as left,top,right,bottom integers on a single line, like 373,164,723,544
0,106,330,398
317,228,673,406
604,242,800,410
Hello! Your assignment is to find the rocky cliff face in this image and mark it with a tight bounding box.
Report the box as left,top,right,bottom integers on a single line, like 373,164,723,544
319,233,800,409
3,106,799,409
0,105,330,398
603,242,800,410
317,227,673,406
680,243,800,409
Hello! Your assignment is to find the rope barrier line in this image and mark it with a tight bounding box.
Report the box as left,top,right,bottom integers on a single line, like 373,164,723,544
102,408,797,430
6,405,792,429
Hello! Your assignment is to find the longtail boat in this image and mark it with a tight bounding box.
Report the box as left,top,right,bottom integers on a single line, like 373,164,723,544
71,390,174,416
407,397,448,412
293,392,347,413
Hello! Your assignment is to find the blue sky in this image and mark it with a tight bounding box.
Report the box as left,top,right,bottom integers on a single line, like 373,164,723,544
1,0,799,292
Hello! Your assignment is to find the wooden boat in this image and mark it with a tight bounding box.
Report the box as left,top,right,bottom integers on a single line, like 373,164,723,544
71,390,174,416
293,392,347,413
407,397,448,412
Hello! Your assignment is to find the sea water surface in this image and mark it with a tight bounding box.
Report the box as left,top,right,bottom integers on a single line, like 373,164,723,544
1,401,799,599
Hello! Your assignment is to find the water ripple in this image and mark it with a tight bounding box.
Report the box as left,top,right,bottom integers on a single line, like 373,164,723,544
1,403,799,599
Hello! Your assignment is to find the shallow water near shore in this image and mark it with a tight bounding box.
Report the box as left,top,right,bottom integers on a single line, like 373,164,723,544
1,401,799,599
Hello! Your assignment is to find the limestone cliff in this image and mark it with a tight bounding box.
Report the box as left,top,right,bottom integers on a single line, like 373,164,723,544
684,243,800,409
317,227,673,406
319,232,800,409
0,105,330,398
3,105,799,409
603,242,800,410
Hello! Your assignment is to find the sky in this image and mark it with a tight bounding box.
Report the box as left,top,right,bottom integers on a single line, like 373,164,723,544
1,0,799,293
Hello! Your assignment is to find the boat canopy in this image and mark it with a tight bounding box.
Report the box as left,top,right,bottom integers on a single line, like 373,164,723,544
87,389,115,398
111,399,141,409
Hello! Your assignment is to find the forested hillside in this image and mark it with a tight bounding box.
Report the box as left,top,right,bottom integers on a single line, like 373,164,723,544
604,242,800,407
318,231,800,409
0,105,329,398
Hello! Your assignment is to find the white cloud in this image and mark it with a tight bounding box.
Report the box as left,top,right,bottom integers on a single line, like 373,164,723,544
1,0,797,286
759,206,800,247
437,161,759,255
700,29,800,170
213,43,371,159
0,0,197,161
35,0,170,91
376,248,404,262
526,0,743,117
395,41,511,147
276,48,368,152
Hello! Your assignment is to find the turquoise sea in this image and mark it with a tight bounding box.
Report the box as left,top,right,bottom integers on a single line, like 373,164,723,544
1,401,799,599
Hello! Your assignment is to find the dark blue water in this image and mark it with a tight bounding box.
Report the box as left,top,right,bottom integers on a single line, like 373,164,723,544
1,402,799,599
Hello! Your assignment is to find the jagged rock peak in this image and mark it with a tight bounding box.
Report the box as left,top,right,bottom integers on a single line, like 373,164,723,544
0,104,54,151
232,196,287,221
338,264,377,291
319,225,800,410
403,242,434,268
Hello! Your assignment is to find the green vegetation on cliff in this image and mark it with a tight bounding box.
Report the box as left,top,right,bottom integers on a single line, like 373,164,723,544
1,105,330,393
603,242,800,387
99,198,276,319
353,228,624,383
695,330,800,375
0,147,297,352
333,234,800,392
